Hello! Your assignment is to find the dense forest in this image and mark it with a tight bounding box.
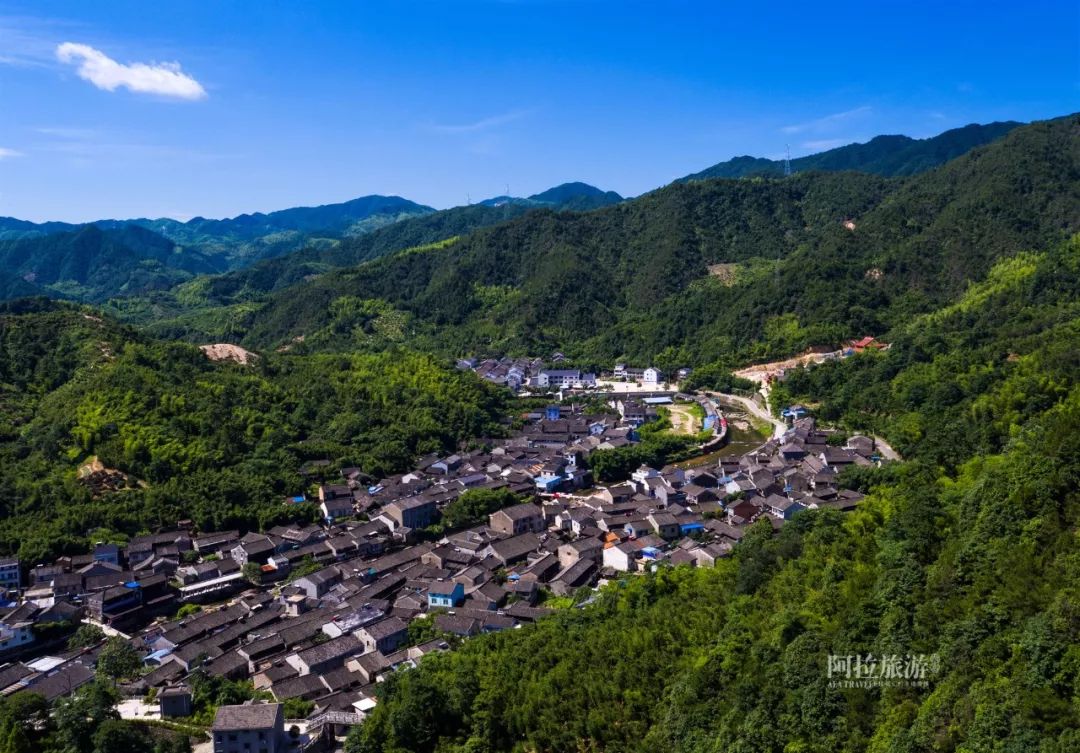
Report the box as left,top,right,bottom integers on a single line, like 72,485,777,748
104,183,627,339
0,299,507,564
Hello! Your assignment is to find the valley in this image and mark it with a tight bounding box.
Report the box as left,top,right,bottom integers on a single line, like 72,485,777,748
0,111,1077,753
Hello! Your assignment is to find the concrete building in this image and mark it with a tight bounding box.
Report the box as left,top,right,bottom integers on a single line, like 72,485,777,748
159,685,193,718
0,558,20,596
489,503,546,536
212,702,284,753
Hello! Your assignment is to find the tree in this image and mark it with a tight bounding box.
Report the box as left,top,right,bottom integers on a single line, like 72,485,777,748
91,720,151,753
2,724,31,753
282,697,314,719
96,637,141,680
52,680,119,753
441,488,523,530
67,624,106,650
241,562,263,585
174,603,201,620
0,692,47,753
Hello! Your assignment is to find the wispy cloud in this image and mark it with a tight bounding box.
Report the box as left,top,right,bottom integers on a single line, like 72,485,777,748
427,109,530,134
56,42,206,100
0,15,74,68
801,138,850,151
0,148,23,160
782,106,872,135
36,126,99,139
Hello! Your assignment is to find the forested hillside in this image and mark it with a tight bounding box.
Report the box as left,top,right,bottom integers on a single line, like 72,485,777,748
679,120,1021,181
344,233,1080,753
109,183,628,338
226,116,1077,371
0,299,506,564
773,237,1080,468
0,224,223,301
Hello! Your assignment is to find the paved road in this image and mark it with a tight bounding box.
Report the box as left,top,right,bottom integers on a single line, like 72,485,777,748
711,389,902,460
872,436,901,461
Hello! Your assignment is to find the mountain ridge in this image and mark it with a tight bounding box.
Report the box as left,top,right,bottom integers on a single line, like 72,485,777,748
231,115,1078,367
679,120,1023,182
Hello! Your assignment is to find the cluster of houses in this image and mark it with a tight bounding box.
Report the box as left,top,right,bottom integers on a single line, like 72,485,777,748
460,355,685,393
461,355,599,391
0,411,879,745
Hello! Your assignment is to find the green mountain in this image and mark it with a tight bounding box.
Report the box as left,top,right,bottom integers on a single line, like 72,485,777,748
0,195,435,302
480,182,624,210
110,193,434,261
0,298,507,563
0,224,223,301
529,181,623,206
234,116,1078,368
679,120,1022,181
105,184,627,336
0,270,45,300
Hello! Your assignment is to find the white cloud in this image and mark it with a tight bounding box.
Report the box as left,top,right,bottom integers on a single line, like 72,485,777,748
428,109,530,134
0,147,23,160
782,106,872,135
55,42,206,100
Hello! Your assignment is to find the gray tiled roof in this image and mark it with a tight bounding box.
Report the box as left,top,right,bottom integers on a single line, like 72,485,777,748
212,702,282,730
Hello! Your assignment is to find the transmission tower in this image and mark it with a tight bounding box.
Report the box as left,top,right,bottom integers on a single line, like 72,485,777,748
784,144,792,177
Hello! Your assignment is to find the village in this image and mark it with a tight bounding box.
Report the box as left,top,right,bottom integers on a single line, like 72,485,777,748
0,352,887,752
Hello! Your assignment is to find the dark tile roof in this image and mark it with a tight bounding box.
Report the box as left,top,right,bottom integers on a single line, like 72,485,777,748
212,702,283,730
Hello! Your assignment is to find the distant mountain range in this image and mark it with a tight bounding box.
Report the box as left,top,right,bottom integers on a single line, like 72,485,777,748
0,182,623,303
678,121,1022,182
0,194,434,244
479,182,624,211
0,119,1030,305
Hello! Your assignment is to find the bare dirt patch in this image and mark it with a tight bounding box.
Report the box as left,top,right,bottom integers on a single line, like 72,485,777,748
707,263,739,286
667,403,700,435
200,343,259,365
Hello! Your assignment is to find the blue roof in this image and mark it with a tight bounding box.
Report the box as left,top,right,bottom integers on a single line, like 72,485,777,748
144,648,173,662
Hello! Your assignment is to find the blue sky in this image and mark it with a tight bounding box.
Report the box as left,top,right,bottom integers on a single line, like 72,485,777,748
0,0,1076,222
